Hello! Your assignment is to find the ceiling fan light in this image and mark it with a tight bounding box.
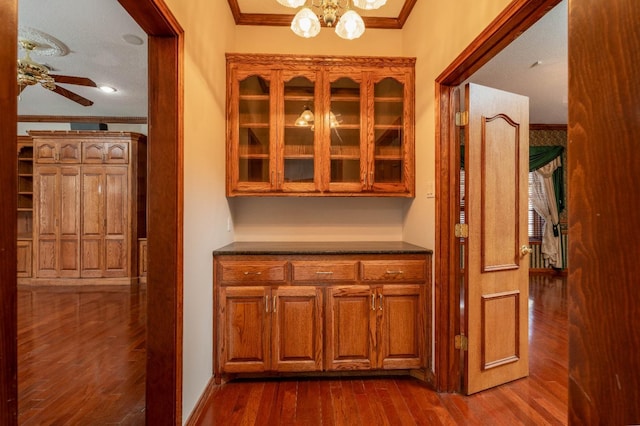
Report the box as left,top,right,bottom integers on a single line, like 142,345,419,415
335,10,365,40
277,0,306,7
99,85,117,93
291,8,321,38
352,0,386,10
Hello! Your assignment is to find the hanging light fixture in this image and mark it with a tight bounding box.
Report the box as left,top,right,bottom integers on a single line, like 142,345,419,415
277,0,386,40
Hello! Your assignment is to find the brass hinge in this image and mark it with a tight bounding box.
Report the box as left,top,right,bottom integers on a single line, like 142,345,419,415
454,223,469,238
455,334,468,351
455,111,468,127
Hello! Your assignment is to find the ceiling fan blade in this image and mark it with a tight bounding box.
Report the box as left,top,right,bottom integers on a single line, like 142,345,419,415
51,85,94,106
50,74,97,87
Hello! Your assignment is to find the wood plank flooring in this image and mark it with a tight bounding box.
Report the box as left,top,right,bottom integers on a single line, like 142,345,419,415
194,274,568,425
17,285,146,425
17,275,566,425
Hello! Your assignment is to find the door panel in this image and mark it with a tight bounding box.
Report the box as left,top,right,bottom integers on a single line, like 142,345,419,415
271,286,323,372
81,168,104,277
325,286,375,370
378,285,424,369
464,83,529,394
219,286,270,373
103,168,128,276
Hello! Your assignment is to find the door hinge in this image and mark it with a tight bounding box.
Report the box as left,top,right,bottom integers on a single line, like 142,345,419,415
455,334,468,351
454,223,469,238
455,111,468,127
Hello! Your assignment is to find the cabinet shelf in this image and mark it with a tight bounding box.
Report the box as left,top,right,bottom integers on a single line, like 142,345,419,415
239,95,269,101
239,123,269,128
375,97,403,102
239,154,269,160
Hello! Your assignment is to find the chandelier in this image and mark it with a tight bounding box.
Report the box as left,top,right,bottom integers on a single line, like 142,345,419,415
277,0,387,40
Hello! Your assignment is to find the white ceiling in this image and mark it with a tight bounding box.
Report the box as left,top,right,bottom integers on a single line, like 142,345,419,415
17,0,147,117
17,0,567,124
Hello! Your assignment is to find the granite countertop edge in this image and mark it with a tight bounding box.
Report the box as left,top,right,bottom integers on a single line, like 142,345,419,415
213,241,433,255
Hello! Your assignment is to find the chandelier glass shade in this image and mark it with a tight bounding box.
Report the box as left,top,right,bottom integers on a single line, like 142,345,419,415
295,106,341,131
279,0,386,40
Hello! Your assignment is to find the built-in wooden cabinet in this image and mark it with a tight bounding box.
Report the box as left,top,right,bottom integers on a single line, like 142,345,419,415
213,242,431,383
25,131,146,285
226,54,415,197
17,137,34,279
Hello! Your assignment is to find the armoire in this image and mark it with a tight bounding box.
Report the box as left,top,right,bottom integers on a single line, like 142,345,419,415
17,130,147,285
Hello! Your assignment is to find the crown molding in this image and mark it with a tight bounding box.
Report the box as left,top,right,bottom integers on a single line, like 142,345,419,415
227,0,416,29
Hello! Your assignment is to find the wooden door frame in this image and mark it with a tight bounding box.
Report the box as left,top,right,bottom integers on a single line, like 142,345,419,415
0,0,184,424
433,0,561,392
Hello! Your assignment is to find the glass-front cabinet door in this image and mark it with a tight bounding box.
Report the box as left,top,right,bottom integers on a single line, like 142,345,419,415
369,74,412,194
280,71,320,193
228,69,276,194
326,73,365,193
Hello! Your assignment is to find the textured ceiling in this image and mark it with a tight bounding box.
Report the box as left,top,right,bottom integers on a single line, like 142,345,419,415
17,0,567,124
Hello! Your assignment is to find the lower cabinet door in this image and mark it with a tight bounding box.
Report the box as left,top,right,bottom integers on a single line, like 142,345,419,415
378,284,425,369
325,286,376,371
272,286,323,372
219,286,270,373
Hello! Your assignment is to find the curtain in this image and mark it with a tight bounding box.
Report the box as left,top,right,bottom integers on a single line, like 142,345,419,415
530,158,563,268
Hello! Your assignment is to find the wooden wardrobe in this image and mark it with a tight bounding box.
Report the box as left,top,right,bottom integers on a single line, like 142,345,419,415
20,130,147,285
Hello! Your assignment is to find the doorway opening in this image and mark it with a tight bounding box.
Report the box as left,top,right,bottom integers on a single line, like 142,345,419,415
433,0,563,392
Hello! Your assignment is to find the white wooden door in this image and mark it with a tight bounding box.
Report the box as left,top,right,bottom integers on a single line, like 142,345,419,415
463,83,530,394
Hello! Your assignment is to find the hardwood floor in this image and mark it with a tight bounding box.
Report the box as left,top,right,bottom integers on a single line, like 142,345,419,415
18,285,146,425
193,274,568,425
17,275,566,425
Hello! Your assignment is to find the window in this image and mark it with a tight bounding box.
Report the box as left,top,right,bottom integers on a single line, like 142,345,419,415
528,172,544,241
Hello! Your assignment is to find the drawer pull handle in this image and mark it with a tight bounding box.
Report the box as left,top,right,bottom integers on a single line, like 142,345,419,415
265,295,270,313
315,271,334,275
371,293,375,311
243,271,262,275
386,270,404,275
379,294,383,311
273,295,277,313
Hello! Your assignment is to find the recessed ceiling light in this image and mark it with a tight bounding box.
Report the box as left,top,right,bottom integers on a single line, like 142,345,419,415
122,34,144,46
99,85,117,93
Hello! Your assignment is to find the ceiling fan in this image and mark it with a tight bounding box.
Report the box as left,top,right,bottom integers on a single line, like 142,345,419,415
17,39,96,107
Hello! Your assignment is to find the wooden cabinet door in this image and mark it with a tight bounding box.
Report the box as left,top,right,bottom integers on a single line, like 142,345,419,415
219,286,271,373
81,166,128,278
324,70,367,194
35,141,81,163
227,67,277,195
377,285,424,369
367,71,415,196
278,69,321,193
271,286,323,372
16,240,32,278
325,285,376,370
34,165,81,278
83,142,129,164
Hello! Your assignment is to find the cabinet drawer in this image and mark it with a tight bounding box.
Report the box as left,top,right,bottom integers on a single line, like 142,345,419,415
219,260,287,283
291,261,358,282
361,260,426,282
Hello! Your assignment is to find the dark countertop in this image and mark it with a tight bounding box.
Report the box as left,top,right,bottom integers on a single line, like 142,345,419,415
213,241,432,255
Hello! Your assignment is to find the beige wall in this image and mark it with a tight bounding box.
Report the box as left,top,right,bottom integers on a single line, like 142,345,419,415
160,0,235,421
162,0,513,422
